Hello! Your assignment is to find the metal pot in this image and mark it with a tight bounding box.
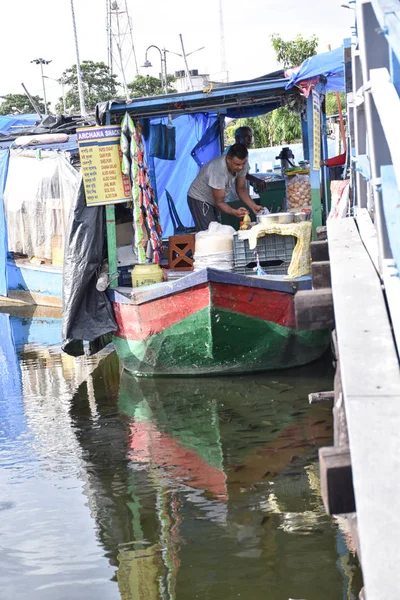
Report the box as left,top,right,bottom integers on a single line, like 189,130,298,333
294,212,307,222
256,214,281,225
276,212,294,224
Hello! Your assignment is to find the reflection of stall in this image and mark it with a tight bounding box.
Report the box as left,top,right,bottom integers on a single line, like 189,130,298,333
114,371,360,599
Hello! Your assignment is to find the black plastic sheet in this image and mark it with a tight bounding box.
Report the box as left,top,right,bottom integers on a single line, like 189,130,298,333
62,181,117,357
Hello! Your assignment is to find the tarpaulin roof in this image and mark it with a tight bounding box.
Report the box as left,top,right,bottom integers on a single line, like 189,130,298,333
97,72,294,122
0,134,79,154
0,114,39,135
285,47,345,93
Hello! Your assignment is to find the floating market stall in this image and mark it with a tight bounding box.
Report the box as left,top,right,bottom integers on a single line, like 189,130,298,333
62,51,346,375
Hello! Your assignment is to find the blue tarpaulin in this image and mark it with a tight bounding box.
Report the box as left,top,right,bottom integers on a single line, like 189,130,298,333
0,150,9,296
285,47,345,93
146,114,220,237
0,113,39,135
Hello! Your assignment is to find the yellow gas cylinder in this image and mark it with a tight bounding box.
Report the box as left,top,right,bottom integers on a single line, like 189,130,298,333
131,263,163,287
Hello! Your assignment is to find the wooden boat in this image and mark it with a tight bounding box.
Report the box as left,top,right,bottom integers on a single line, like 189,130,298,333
108,268,330,376
5,258,63,307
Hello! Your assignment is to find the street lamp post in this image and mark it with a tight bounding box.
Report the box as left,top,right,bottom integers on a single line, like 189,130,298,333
31,58,51,114
142,45,168,93
143,37,205,94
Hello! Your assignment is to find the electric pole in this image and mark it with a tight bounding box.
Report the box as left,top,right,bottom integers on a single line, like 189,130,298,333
31,58,51,115
70,0,87,116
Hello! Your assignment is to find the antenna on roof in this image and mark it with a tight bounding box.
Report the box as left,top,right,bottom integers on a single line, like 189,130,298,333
219,0,228,82
21,83,43,119
106,0,139,99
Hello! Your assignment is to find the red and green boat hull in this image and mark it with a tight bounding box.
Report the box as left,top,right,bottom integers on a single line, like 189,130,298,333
109,269,330,376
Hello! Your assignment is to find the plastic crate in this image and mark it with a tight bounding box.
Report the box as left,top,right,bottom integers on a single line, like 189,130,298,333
118,264,134,286
233,232,296,270
233,260,291,276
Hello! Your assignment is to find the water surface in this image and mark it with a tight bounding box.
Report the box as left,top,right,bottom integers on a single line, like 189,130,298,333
0,307,362,599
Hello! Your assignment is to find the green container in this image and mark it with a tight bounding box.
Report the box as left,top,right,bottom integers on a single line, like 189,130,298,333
220,179,286,231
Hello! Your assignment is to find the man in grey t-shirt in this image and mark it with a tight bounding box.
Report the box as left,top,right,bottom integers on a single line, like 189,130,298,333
187,143,263,231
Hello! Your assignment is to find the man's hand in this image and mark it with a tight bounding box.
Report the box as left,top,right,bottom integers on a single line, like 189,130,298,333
249,202,263,215
253,179,267,193
247,174,267,193
235,207,248,219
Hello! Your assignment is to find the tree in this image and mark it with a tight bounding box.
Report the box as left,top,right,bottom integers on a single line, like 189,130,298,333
325,92,346,115
226,34,318,148
127,74,176,98
270,33,318,69
0,93,46,116
56,60,119,113
267,106,302,144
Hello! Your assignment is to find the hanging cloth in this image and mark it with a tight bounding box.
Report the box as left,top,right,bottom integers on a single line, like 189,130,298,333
120,112,163,264
149,123,176,160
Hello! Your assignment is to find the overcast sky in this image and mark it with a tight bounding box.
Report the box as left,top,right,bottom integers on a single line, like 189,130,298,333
0,0,354,109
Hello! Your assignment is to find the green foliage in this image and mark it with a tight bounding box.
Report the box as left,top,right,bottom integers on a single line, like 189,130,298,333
325,92,346,115
225,117,271,148
227,110,302,149
268,107,302,144
270,33,318,69
127,74,176,98
225,34,317,149
56,60,119,113
0,93,46,115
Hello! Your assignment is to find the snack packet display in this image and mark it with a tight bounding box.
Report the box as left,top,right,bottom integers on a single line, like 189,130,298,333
286,174,312,210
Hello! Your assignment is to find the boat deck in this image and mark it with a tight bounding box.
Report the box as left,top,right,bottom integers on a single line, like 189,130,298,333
109,267,312,306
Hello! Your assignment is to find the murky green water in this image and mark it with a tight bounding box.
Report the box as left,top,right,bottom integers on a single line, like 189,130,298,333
0,307,362,599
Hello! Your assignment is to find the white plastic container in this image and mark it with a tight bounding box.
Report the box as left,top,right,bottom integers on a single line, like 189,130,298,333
194,222,235,255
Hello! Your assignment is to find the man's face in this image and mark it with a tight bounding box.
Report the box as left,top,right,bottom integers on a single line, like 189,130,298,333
226,155,247,174
236,128,253,148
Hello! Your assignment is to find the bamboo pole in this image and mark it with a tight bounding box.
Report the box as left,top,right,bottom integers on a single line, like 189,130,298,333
328,45,346,154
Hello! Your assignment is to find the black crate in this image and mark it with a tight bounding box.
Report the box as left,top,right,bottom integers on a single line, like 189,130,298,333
118,264,134,286
233,233,296,271
233,260,291,277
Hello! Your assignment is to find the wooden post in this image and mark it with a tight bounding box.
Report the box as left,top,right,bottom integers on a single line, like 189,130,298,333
321,106,332,215
311,240,329,262
311,261,332,289
106,204,118,289
316,225,327,240
219,113,226,154
295,288,335,330
308,391,334,404
319,446,356,515
307,90,323,238
301,114,309,161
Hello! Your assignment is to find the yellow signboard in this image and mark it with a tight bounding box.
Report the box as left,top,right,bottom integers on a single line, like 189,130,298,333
312,90,321,171
77,125,132,206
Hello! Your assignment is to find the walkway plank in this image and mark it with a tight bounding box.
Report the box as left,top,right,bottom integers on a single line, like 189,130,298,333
327,217,400,600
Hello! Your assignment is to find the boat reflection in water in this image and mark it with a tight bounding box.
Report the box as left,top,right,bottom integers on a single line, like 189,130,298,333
110,366,361,600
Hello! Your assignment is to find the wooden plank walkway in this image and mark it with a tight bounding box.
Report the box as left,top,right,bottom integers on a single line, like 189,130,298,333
327,217,400,599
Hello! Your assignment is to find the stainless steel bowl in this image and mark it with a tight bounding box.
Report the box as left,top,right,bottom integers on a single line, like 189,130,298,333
276,212,294,224
256,213,280,225
294,212,307,222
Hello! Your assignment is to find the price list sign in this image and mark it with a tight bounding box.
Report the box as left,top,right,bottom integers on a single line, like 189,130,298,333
77,125,132,206
312,90,321,171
